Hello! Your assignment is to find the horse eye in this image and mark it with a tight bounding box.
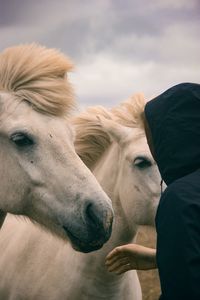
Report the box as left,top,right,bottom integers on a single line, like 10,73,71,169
10,132,34,147
134,157,152,169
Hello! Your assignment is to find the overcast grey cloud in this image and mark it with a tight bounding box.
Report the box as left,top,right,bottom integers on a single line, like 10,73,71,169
0,0,199,108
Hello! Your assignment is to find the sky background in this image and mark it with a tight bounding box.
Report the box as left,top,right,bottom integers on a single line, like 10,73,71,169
0,0,200,108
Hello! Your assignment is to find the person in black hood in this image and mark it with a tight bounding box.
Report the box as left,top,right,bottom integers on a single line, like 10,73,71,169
106,83,200,300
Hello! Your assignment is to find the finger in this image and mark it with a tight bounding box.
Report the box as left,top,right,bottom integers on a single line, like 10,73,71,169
115,264,132,275
106,247,126,261
106,248,120,260
106,257,129,272
105,253,127,266
109,264,132,275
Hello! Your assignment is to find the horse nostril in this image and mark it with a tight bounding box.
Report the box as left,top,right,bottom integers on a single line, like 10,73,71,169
84,201,113,242
85,203,102,229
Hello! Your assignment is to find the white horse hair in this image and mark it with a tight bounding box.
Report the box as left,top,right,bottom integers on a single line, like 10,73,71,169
0,44,113,253
0,94,161,299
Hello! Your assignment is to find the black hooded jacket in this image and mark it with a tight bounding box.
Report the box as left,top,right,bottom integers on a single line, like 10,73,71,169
144,82,200,185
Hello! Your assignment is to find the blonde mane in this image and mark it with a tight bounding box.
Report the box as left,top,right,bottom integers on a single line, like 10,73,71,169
0,43,75,116
73,93,145,168
112,93,145,128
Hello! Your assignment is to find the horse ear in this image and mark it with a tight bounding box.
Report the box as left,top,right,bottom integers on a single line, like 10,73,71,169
97,116,132,143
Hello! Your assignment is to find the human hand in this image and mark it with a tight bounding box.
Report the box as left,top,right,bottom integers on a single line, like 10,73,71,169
105,244,157,275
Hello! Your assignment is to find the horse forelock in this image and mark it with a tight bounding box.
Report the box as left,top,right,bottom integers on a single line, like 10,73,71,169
0,43,75,116
111,93,145,129
73,93,146,169
72,106,112,169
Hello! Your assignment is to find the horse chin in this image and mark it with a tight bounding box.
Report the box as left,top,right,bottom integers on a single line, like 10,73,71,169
63,226,104,253
72,242,103,253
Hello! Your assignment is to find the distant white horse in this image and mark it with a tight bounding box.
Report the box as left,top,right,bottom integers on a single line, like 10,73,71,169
0,44,113,253
0,94,161,300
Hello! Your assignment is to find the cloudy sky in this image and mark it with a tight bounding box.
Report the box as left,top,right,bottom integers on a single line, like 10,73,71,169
0,0,199,108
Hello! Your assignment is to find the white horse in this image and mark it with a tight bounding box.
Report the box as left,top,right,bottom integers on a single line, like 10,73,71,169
0,44,113,253
0,94,161,300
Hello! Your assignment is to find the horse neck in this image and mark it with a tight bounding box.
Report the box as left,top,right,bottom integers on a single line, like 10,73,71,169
65,246,141,300
92,142,138,250
65,143,140,299
91,142,119,200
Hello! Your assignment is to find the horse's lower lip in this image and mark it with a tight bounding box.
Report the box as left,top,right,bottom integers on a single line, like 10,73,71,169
63,226,103,253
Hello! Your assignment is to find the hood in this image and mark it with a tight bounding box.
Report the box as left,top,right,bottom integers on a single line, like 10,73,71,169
145,82,200,185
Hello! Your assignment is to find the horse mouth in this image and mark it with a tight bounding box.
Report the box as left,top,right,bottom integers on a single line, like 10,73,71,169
63,226,104,253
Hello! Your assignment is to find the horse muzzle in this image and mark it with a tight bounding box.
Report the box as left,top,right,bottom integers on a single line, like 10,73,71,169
63,201,113,252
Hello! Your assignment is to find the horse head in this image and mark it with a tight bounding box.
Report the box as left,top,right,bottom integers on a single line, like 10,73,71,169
0,44,113,252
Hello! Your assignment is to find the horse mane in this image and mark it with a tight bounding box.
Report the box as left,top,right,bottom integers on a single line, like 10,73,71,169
0,43,75,116
72,106,112,169
73,93,145,169
111,93,145,128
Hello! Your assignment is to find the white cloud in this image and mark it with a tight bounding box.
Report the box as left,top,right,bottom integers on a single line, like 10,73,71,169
0,0,199,108
71,52,199,108
151,0,198,10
